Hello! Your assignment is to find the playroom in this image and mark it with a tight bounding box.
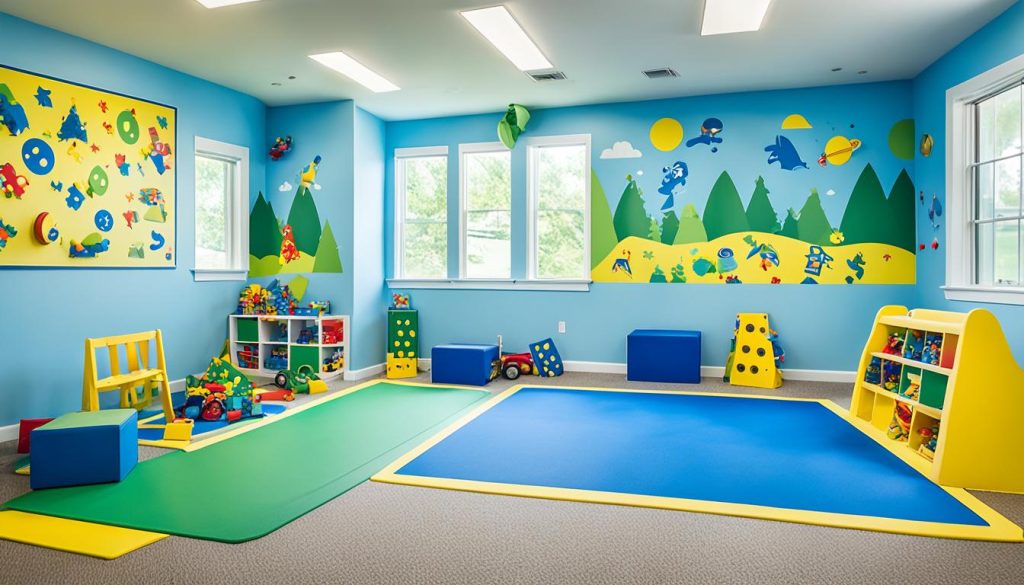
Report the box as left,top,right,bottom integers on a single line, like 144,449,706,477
2,1,1024,583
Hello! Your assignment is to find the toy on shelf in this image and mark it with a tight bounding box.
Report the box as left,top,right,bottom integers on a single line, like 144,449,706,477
724,314,783,389
903,330,924,361
391,293,411,310
269,321,288,342
886,402,914,442
864,357,882,385
881,332,905,355
882,360,902,392
323,349,344,373
236,344,259,369
274,365,327,395
902,372,922,401
180,357,263,424
322,321,344,344
264,346,288,370
295,326,318,345
386,308,418,379
309,300,331,315
917,424,940,460
236,280,298,316
269,136,292,161
922,333,943,366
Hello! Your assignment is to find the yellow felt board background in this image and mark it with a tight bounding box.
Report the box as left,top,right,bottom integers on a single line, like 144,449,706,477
0,64,176,267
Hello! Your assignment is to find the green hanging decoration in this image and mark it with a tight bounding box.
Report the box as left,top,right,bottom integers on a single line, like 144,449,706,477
498,103,531,149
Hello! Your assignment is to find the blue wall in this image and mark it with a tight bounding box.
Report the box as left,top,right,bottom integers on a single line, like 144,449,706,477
0,14,266,425
384,83,918,371
912,1,1024,363
353,108,387,371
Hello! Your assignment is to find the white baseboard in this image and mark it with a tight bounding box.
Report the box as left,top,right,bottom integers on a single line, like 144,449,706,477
344,363,386,381
1,378,190,445
417,358,854,383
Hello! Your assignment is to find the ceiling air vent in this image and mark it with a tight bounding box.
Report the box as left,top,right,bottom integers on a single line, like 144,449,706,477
528,71,567,82
643,68,680,79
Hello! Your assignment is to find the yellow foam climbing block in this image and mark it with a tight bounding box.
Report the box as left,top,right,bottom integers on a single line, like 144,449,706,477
0,510,167,559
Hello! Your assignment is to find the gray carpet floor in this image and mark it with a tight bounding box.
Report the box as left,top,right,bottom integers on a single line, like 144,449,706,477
1,372,1022,585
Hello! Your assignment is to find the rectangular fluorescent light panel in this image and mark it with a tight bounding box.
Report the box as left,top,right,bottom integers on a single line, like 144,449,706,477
309,52,400,93
195,0,261,8
461,6,552,71
701,0,773,36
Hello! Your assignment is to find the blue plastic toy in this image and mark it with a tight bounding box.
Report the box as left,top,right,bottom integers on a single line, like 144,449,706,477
627,329,701,384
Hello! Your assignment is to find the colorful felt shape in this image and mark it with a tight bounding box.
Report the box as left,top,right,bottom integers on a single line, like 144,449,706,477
497,103,530,149
0,217,18,252
765,135,808,170
30,409,138,490
0,83,29,135
33,86,52,108
21,138,55,175
33,212,59,244
0,162,28,198
69,233,109,258
57,105,88,142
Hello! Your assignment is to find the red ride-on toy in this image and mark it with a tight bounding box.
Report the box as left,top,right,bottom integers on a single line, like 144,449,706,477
499,352,535,380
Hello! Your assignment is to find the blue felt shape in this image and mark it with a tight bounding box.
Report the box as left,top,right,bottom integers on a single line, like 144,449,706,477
431,344,499,386
33,86,52,108
627,329,701,384
395,388,988,526
30,410,138,490
528,338,563,377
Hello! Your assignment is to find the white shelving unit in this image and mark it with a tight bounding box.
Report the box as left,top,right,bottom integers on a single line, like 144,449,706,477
228,314,349,380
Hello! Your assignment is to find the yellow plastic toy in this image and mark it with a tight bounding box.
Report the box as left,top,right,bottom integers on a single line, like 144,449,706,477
162,419,194,442
851,306,1024,494
724,313,783,389
82,330,174,423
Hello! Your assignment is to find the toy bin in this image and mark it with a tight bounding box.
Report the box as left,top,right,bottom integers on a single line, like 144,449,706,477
627,329,701,384
30,409,138,490
431,344,499,386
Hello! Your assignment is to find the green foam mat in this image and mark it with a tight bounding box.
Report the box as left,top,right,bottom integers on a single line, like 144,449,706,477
4,382,488,543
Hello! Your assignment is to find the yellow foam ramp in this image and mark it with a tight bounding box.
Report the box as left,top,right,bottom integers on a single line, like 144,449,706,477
0,510,167,559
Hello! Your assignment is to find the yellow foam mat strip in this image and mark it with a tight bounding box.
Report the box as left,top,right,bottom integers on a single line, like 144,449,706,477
0,510,168,559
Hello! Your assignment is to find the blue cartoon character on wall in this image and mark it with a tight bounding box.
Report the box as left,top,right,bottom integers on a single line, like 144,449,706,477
765,135,808,170
686,117,723,151
0,84,29,136
657,161,688,210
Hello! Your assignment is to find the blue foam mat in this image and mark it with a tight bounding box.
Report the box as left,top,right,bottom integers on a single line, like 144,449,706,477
395,388,987,526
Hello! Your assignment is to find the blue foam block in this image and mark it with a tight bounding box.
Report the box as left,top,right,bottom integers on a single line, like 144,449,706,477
30,409,138,490
627,329,701,383
432,344,499,386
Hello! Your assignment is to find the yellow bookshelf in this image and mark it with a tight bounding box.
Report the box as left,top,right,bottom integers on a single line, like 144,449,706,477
851,305,1024,494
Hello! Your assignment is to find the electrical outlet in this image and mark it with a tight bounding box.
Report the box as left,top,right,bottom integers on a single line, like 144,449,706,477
558,321,566,334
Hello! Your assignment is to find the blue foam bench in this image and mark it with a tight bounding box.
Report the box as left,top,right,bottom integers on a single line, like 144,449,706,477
432,344,499,386
627,329,702,384
30,409,138,490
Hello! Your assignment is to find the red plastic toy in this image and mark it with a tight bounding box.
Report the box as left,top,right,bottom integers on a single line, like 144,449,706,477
269,136,293,161
256,388,295,402
499,352,535,380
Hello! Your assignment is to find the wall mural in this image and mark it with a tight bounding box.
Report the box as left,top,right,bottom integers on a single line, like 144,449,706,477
591,113,917,285
0,65,176,267
248,155,343,277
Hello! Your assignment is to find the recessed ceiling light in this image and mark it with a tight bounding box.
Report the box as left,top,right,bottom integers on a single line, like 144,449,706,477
461,6,552,71
309,52,400,93
858,70,868,75
194,0,261,8
831,67,843,72
701,0,773,36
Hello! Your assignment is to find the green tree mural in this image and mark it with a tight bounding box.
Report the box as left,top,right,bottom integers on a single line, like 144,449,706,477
745,176,781,234
612,175,651,241
702,171,750,241
839,164,890,248
649,265,667,283
249,192,282,259
780,208,799,239
674,204,709,245
647,217,662,242
286,185,323,256
797,188,833,246
312,221,344,273
660,210,680,245
887,169,917,252
590,171,618,268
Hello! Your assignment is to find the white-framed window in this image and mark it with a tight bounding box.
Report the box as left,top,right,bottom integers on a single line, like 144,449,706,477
946,53,1024,304
193,137,249,281
527,134,591,281
394,146,449,280
459,143,511,279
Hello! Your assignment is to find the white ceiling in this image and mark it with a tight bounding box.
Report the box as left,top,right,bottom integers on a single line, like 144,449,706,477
0,0,1016,120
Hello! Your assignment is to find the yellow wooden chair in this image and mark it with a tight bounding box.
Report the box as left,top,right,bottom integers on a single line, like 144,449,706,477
82,330,175,422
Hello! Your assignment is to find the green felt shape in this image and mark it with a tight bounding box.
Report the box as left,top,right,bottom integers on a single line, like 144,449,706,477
796,189,833,246
590,171,617,267
4,382,488,543
888,119,916,161
312,221,343,273
249,192,283,260
612,175,650,242
497,104,531,149
288,275,309,302
673,204,708,245
286,185,322,257
702,172,750,241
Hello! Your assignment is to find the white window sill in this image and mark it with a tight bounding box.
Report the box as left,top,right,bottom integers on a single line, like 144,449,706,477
943,285,1024,306
387,278,591,292
192,268,249,282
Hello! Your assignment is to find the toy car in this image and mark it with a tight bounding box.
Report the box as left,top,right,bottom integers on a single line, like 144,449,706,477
499,352,536,380
257,388,295,402
274,365,328,394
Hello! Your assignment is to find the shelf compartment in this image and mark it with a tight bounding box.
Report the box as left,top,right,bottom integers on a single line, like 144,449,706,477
940,334,959,369
909,411,941,461
920,370,949,411
289,344,320,372
861,382,942,419
878,315,963,335
321,346,345,375
870,352,952,376
236,318,260,343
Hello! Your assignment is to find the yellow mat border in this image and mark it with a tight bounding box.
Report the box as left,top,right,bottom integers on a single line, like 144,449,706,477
0,510,167,560
139,379,489,452
373,384,1024,542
